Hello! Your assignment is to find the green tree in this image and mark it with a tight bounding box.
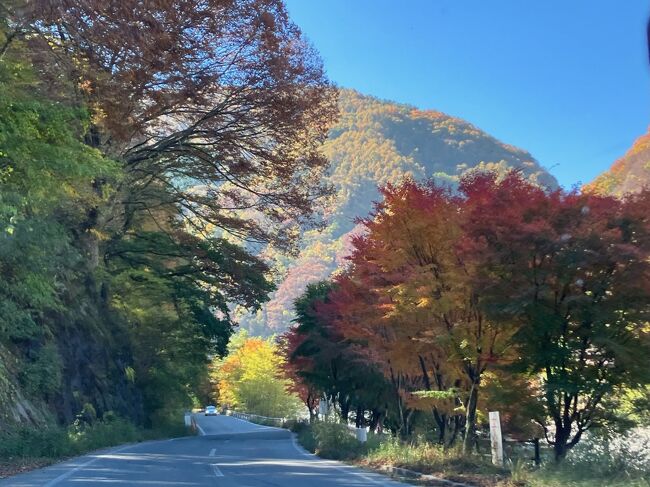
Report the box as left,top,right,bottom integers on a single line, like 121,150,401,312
1,0,335,430
0,31,118,420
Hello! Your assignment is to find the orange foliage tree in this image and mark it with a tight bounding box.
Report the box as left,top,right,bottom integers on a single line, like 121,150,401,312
328,179,516,449
295,171,650,459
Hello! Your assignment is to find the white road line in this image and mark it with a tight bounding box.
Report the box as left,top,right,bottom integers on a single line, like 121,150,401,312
209,448,216,457
196,422,207,436
212,465,224,477
43,443,135,487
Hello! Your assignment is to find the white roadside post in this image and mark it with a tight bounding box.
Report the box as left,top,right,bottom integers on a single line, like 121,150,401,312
318,397,329,418
184,411,191,427
489,411,504,466
356,427,367,443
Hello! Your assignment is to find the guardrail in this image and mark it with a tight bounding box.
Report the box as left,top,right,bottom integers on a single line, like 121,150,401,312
206,409,548,460
224,410,290,427
222,409,370,443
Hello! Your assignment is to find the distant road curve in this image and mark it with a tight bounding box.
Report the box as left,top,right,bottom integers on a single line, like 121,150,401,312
1,414,412,486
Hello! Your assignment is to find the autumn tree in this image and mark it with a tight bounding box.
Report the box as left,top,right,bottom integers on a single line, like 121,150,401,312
316,172,650,459
211,331,303,418
284,281,396,430
280,171,650,460
2,0,339,292
0,0,336,428
461,172,650,460
334,179,515,450
278,325,320,421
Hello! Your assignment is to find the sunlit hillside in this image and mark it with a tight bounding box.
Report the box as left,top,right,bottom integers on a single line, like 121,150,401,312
239,89,558,335
586,127,650,196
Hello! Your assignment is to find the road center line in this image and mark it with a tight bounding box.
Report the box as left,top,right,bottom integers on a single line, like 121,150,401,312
212,465,224,477
209,448,216,457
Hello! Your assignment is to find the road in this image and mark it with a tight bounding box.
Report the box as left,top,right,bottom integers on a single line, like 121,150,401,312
1,414,411,486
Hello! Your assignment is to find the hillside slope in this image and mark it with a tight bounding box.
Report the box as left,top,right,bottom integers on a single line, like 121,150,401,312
240,89,558,335
585,127,650,196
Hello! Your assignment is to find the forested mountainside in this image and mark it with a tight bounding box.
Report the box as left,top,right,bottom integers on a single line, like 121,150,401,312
0,1,335,430
585,127,650,196
239,89,558,336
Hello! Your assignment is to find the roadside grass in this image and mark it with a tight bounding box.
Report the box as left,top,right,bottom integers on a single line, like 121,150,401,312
523,468,650,487
520,427,650,487
0,415,192,479
362,437,508,487
365,438,507,479
292,421,505,485
294,422,650,487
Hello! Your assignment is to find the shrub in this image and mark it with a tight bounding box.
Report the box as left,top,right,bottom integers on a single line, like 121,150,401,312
283,418,309,432
312,422,366,460
367,437,448,469
296,424,317,453
0,414,191,461
78,403,97,425
526,428,650,487
0,425,75,458
17,342,62,396
565,428,650,479
70,418,140,451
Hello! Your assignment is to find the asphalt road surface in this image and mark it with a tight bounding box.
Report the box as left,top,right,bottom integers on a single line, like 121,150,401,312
1,414,412,486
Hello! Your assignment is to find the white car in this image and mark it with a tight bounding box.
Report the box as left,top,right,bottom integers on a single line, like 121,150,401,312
205,405,217,416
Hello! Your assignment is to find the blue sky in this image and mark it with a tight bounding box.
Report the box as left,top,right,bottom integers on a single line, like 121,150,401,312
285,0,650,188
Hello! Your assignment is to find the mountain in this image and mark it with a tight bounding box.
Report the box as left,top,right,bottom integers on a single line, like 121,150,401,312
585,127,650,196
239,89,558,336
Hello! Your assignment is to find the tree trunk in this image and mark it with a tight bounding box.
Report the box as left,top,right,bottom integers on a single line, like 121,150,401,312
462,379,480,455
355,405,364,428
403,409,414,438
447,414,463,447
339,398,350,422
369,409,382,432
533,438,541,467
433,408,447,445
553,426,571,461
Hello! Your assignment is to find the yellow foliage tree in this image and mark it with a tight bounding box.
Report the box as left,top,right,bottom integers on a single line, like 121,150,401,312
210,332,303,418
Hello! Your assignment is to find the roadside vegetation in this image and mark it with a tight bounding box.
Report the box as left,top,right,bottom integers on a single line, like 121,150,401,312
280,173,650,485
0,411,190,478
292,421,650,487
0,0,334,473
